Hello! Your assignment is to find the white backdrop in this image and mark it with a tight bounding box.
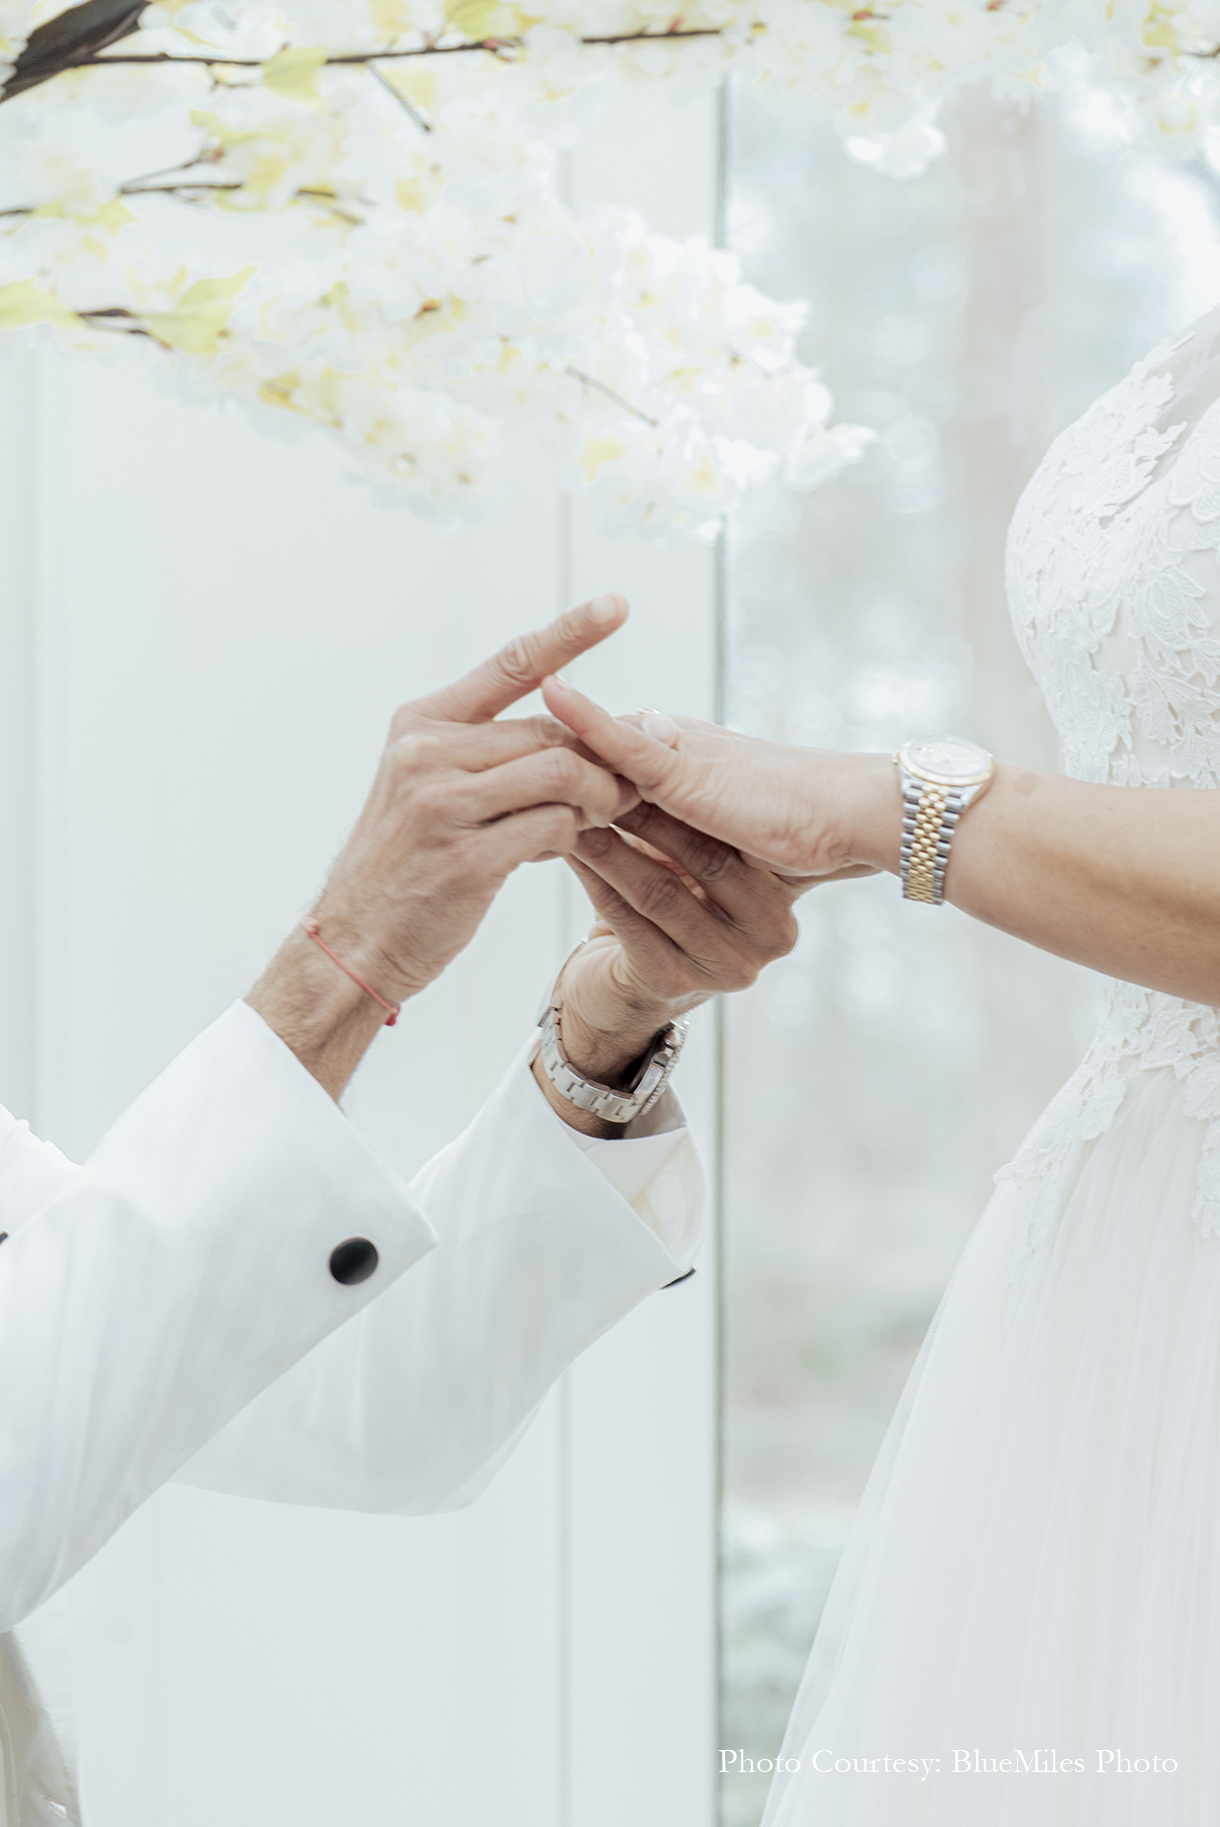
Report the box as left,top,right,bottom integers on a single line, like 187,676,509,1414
0,91,721,1827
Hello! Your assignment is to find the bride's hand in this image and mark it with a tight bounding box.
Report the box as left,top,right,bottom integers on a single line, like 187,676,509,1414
541,675,900,880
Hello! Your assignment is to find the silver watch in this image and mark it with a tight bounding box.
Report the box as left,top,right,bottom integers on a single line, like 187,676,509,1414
894,735,995,904
531,941,688,1125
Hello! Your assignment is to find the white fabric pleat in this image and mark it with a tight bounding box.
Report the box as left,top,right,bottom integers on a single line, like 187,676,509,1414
765,1065,1220,1825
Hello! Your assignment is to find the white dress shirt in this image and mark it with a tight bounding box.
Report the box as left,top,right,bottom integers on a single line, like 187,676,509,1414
0,1000,706,1826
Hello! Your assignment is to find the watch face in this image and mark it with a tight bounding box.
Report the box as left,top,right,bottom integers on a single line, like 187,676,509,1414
900,736,994,786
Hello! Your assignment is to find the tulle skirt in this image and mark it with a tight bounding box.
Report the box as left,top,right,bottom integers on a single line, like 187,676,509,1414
762,1062,1220,1827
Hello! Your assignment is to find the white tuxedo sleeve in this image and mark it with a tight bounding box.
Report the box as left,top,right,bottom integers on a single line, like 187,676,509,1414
0,1002,436,1632
175,1041,707,1514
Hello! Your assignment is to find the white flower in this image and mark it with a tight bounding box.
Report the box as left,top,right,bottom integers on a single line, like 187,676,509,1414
845,118,950,181
6,0,1218,536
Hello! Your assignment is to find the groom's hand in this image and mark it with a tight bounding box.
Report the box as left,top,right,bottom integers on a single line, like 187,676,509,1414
248,596,638,1097
532,803,802,1137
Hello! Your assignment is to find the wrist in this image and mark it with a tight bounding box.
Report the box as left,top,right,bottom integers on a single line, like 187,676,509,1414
557,990,680,1088
530,942,692,1136
246,926,388,1101
531,1051,624,1138
307,891,422,1007
530,994,687,1140
834,751,903,874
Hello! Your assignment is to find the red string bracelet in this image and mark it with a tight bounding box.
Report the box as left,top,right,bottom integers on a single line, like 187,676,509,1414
300,917,399,1027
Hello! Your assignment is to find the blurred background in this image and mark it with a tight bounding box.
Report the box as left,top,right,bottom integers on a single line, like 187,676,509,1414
717,76,1220,1827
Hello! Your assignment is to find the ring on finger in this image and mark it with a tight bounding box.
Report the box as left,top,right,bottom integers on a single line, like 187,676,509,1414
635,707,680,748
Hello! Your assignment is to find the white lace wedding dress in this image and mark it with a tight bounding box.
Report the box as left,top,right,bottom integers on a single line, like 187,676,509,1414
762,306,1220,1827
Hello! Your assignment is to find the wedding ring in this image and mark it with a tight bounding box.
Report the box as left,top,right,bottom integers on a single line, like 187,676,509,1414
635,708,679,747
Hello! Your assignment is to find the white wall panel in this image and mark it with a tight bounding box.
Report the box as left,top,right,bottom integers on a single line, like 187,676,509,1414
0,85,720,1827
0,355,38,1123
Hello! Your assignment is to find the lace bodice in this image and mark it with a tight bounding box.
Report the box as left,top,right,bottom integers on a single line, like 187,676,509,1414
1001,305,1220,1271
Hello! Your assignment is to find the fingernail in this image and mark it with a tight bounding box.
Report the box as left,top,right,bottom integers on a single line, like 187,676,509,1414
589,593,619,624
641,713,678,744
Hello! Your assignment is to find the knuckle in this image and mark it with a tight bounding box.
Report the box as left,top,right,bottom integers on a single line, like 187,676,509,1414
768,835,809,876
540,747,581,794
770,913,800,959
526,714,570,748
576,825,612,859
687,833,735,883
494,634,540,691
392,733,438,775
635,870,682,922
388,702,420,741
543,807,580,852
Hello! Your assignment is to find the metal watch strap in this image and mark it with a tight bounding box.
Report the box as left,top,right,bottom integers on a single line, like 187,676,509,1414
900,780,963,905
534,1001,688,1125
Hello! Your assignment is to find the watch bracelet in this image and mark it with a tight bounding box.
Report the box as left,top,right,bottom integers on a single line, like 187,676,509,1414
900,781,964,905
535,1003,687,1124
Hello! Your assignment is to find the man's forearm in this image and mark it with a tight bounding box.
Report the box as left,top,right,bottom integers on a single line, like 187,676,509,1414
246,926,389,1101
250,923,678,1122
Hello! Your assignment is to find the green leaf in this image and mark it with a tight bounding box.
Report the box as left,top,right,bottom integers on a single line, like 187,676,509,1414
262,46,327,103
143,266,255,356
445,0,505,38
0,279,79,332
578,434,627,483
92,198,135,233
190,108,258,148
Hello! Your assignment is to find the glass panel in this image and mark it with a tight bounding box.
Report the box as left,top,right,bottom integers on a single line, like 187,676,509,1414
718,84,1220,1827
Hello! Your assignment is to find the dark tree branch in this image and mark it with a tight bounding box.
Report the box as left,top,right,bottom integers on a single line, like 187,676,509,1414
1,22,724,103
76,305,154,337
367,60,432,132
2,0,147,100
120,180,242,197
567,366,658,427
0,177,365,224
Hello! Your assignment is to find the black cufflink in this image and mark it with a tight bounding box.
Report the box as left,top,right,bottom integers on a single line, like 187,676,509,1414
662,1267,695,1289
328,1237,379,1285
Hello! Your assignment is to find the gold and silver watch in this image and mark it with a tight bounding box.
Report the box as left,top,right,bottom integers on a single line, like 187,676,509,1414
894,736,995,905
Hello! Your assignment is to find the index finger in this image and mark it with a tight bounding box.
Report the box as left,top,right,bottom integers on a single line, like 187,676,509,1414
413,594,629,725
541,673,683,798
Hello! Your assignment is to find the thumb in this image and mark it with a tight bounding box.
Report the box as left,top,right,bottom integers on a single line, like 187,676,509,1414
541,675,683,798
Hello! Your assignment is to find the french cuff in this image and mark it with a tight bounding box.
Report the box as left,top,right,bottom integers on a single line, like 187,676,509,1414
528,1051,706,1275
86,1000,439,1369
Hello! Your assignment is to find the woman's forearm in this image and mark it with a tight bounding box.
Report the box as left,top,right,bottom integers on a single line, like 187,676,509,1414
536,678,1220,1005
849,757,1220,1005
